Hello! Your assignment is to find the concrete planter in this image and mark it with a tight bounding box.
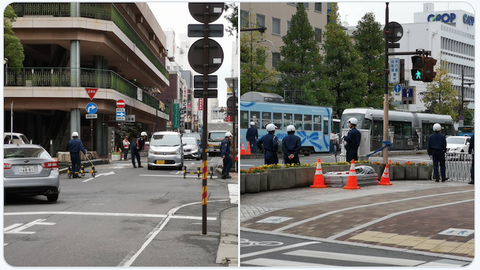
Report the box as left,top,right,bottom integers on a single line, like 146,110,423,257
259,172,268,191
391,166,405,180
245,173,261,193
295,167,316,187
240,174,246,194
417,166,432,180
111,154,121,161
267,169,295,190
404,165,418,180
322,165,350,173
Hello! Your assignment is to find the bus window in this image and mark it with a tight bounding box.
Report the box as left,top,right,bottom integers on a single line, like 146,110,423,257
323,117,329,135
251,111,260,129
262,112,271,130
314,115,321,131
304,115,312,131
284,113,293,129
273,113,282,130
294,114,303,131
240,111,249,129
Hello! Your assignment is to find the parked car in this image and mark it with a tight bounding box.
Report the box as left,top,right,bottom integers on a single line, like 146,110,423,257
182,132,202,158
182,137,201,160
4,132,30,144
147,131,184,170
446,135,471,160
4,144,60,202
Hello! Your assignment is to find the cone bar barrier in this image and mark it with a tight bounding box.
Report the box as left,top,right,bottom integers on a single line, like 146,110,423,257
378,161,392,185
310,158,327,188
343,159,361,189
246,142,252,155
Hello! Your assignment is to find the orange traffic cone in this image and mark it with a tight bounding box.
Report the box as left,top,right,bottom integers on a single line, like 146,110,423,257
240,142,246,155
343,159,361,189
378,162,392,185
310,159,327,188
246,142,252,155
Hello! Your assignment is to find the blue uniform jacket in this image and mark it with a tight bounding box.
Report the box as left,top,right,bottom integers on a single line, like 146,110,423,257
246,127,258,141
257,133,278,153
427,132,447,155
67,139,86,156
344,128,361,152
282,134,301,157
220,138,231,158
131,137,145,152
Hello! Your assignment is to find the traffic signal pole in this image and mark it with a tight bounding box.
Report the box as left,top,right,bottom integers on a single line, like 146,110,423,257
202,4,209,235
383,3,390,165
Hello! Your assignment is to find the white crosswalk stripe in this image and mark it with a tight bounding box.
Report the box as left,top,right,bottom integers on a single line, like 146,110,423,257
242,258,332,267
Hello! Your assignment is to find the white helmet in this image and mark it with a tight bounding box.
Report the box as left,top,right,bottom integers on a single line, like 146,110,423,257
72,131,79,138
141,131,147,137
286,125,295,132
348,118,358,125
433,123,441,131
266,123,276,131
225,132,232,137
250,122,255,126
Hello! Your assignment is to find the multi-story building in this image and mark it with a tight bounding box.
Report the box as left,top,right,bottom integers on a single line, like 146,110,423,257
4,3,172,156
240,2,330,69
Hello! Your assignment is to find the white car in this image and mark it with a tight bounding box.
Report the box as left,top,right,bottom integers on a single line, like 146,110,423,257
4,132,30,144
446,136,471,160
182,137,201,160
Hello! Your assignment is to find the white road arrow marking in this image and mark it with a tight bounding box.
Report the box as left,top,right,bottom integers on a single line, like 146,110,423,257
83,171,115,182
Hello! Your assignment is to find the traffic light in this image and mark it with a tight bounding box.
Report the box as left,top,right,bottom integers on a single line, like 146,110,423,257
411,55,425,81
423,57,437,82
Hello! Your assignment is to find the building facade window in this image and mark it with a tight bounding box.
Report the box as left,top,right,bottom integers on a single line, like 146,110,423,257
240,10,249,28
287,20,291,33
272,52,281,68
257,13,266,27
315,27,322,43
272,17,281,35
314,3,322,12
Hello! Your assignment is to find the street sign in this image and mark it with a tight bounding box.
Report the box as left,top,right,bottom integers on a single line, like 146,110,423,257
188,24,224,37
85,88,98,100
86,103,98,114
116,99,125,108
194,75,218,88
389,58,400,84
194,89,218,98
116,108,125,121
385,21,403,43
188,3,224,23
86,114,97,119
125,115,135,122
188,38,224,74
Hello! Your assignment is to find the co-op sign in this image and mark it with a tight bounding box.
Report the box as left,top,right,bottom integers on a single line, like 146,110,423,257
427,12,474,26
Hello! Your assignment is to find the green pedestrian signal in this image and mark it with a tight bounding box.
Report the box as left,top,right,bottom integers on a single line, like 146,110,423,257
414,70,422,80
411,55,425,81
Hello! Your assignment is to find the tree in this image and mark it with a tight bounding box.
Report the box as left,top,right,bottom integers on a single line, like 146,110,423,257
240,11,278,95
420,61,460,120
322,3,368,117
352,12,385,109
4,5,24,73
224,3,238,38
275,3,332,106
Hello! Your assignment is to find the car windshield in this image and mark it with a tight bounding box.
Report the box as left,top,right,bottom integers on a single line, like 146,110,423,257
4,147,50,159
182,138,197,146
446,138,467,145
150,134,181,146
209,132,225,142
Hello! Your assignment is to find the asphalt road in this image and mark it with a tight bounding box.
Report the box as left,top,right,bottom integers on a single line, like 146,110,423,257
4,157,236,267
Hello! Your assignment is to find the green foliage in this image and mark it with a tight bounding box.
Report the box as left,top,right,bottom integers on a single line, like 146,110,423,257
4,5,25,73
352,12,385,109
224,3,238,38
421,61,460,120
322,3,368,117
275,3,333,106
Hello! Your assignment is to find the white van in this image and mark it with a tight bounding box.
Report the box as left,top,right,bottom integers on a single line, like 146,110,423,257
4,132,30,144
147,131,185,170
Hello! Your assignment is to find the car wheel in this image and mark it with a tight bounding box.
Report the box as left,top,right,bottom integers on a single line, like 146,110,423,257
148,165,152,170
47,193,59,202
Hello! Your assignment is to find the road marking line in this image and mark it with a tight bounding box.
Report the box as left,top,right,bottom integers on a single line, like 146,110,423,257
285,250,425,266
240,242,320,259
4,219,55,234
139,174,218,179
4,211,217,220
273,189,473,233
242,258,330,267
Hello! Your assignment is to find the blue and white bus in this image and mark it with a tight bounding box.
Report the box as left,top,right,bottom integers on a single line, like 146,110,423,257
240,99,333,155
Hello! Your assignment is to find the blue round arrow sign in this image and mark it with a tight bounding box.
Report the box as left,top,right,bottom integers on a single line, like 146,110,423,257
86,103,98,114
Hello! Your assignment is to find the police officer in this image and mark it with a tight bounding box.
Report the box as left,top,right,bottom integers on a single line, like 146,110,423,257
468,134,474,185
257,123,279,165
131,131,148,168
246,122,258,154
221,132,233,179
343,118,361,162
427,123,448,182
282,125,301,165
67,131,86,178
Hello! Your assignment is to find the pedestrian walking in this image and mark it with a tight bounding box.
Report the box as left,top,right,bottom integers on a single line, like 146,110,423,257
257,123,279,165
427,123,448,182
468,134,474,185
221,132,233,179
131,131,148,168
246,122,258,154
343,118,361,162
122,135,130,161
67,131,86,178
282,125,301,165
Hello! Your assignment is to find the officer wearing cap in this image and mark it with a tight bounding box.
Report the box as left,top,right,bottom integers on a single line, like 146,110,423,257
67,131,86,178
282,125,302,165
427,123,448,182
221,132,233,179
131,131,148,168
343,118,361,162
257,123,279,165
246,121,258,154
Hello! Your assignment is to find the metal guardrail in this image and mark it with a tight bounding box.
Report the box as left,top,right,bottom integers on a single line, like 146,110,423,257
444,152,473,182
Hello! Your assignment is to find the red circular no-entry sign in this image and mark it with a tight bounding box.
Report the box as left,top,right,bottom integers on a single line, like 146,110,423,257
116,99,125,108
